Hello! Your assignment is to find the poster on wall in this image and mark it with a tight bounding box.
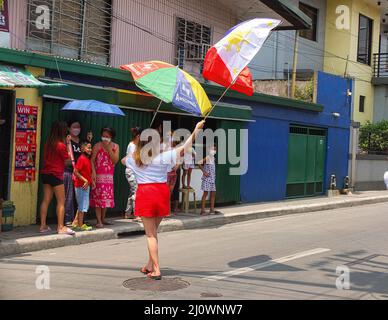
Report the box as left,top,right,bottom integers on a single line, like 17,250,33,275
14,99,38,182
0,0,9,48
0,0,9,32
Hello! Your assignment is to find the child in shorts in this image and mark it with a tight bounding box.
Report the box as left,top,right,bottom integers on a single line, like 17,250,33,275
182,146,196,189
72,141,94,231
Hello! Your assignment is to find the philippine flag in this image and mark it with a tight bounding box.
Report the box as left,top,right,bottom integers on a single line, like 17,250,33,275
203,18,281,96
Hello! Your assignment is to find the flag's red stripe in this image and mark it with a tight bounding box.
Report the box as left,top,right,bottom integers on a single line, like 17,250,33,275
203,47,253,96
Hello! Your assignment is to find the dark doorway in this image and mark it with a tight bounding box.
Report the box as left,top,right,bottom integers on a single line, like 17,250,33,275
0,90,13,200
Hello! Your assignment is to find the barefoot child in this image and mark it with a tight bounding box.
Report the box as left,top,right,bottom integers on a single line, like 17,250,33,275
199,145,218,215
182,146,196,189
72,141,94,231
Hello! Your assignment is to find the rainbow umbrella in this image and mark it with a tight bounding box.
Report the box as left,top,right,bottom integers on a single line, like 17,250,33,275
120,61,211,124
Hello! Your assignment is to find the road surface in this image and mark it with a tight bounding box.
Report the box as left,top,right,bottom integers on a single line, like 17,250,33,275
1,202,388,300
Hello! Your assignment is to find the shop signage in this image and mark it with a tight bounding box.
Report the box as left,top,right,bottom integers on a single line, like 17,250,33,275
14,99,37,182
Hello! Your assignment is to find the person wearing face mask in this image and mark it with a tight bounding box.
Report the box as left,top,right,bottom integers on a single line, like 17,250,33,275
121,127,142,219
64,120,82,225
90,127,119,228
64,120,93,226
199,144,219,215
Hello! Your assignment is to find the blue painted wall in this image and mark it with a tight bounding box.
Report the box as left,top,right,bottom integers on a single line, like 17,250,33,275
239,71,352,203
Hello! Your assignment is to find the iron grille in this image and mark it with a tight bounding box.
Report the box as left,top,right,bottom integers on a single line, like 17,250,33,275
26,0,112,65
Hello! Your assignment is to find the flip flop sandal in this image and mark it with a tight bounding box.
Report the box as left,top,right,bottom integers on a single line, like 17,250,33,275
95,224,104,228
147,273,162,280
140,267,152,275
39,226,52,233
58,227,75,236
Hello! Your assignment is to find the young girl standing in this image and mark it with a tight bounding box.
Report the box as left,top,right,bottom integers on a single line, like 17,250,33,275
199,145,218,215
182,146,196,189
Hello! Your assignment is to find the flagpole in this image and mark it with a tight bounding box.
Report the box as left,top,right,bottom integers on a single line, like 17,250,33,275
150,100,163,127
203,78,237,121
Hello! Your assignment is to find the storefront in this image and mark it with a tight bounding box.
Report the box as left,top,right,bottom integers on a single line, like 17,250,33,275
0,63,59,226
0,48,346,227
37,85,252,220
0,47,254,225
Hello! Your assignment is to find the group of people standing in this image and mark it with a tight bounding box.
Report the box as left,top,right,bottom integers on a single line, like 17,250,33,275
39,119,216,279
39,120,119,235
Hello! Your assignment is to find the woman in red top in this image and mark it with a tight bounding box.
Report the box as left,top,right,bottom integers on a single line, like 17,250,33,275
40,121,75,235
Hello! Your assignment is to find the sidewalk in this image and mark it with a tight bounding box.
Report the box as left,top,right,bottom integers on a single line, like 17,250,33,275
1,190,388,257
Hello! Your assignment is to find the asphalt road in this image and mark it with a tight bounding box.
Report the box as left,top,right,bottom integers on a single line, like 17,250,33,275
1,202,388,300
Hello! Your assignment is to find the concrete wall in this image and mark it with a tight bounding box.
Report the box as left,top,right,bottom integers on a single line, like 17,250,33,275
351,155,388,191
240,71,351,203
251,0,327,80
111,0,237,69
324,0,380,124
9,67,44,226
254,79,314,100
373,86,388,122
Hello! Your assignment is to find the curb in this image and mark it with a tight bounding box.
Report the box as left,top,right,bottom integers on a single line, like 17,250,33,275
1,195,388,257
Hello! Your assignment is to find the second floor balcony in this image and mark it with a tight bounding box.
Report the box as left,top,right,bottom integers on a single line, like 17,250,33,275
373,53,388,84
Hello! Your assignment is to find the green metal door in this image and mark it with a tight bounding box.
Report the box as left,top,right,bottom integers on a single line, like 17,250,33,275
38,98,151,220
286,126,326,198
215,119,244,205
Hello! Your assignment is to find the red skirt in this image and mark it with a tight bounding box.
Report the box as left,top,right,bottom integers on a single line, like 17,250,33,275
134,183,170,218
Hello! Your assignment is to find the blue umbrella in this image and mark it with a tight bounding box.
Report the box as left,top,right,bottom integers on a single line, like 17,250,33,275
61,100,125,117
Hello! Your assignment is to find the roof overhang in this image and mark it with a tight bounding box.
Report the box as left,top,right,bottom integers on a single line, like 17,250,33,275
0,64,65,88
220,0,312,30
0,47,323,114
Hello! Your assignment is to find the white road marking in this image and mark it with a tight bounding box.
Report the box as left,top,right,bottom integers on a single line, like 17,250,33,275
205,248,331,281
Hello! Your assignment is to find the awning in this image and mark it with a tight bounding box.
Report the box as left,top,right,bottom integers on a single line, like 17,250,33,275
38,80,254,122
0,65,65,88
156,101,253,122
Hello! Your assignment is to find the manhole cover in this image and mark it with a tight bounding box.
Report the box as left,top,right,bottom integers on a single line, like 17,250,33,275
123,277,190,292
201,292,223,298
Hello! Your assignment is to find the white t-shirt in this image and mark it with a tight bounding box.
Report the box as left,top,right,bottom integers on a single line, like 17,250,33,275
126,142,136,156
184,148,196,165
207,154,215,165
126,149,177,184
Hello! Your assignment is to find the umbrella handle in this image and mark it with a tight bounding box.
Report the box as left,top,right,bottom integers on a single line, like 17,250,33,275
204,80,236,121
150,100,163,127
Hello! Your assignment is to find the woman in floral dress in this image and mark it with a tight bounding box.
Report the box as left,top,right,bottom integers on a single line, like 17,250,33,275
90,127,119,228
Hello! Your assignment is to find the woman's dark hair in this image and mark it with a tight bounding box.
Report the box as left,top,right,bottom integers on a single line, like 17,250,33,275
80,140,91,149
67,119,80,128
131,127,143,137
46,121,68,153
101,127,116,139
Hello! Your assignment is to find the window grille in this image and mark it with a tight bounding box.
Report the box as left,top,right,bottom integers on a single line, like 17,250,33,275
26,0,112,65
175,17,212,69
